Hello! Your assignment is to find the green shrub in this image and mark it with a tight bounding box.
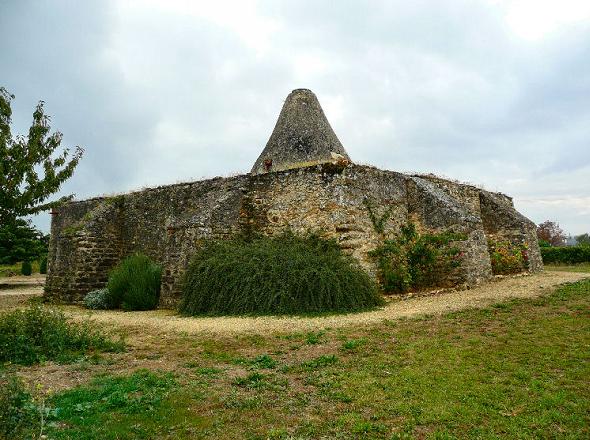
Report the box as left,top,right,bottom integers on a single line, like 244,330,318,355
106,254,162,311
0,305,124,365
39,256,47,274
541,246,590,265
488,240,528,275
369,223,465,294
84,288,110,310
179,233,383,316
20,260,32,276
0,373,36,439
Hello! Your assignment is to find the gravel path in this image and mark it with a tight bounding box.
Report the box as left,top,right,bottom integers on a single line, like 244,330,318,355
0,276,45,308
54,270,588,336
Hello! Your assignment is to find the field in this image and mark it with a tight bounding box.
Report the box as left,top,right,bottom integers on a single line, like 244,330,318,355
1,269,589,439
545,262,590,273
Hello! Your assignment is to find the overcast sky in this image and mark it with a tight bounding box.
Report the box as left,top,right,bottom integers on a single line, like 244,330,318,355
2,0,589,235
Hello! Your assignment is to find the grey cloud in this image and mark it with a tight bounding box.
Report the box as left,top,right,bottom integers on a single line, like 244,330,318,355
1,0,588,234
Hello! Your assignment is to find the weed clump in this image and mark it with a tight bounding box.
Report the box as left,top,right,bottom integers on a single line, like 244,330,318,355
179,234,384,316
0,373,35,439
106,254,162,311
0,305,124,365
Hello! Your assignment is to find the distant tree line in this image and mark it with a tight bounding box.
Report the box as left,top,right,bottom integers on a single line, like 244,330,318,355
536,220,588,248
536,220,590,265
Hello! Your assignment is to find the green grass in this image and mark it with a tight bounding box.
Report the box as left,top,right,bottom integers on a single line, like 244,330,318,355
17,279,590,439
545,262,590,273
45,370,176,440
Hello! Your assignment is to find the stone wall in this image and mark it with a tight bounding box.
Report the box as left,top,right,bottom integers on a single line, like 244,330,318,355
45,163,542,306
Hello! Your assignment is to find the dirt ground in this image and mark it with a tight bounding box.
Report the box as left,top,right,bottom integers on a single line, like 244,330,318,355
2,270,586,336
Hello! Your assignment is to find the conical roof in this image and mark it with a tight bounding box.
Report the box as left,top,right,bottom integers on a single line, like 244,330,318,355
251,89,351,175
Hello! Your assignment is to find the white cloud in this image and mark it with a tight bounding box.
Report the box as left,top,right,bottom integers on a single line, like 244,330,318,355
500,0,590,41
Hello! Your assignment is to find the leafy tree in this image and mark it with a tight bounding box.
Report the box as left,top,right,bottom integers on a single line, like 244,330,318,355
537,220,566,247
576,233,590,246
0,87,83,226
0,87,82,263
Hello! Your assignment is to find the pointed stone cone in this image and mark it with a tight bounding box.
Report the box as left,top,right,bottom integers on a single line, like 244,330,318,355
251,89,351,175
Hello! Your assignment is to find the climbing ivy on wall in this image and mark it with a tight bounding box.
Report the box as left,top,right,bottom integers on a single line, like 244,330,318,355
364,199,466,293
363,199,394,235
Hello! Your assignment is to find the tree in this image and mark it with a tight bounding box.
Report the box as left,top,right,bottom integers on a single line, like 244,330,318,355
537,220,566,247
0,219,49,264
576,233,590,246
1,87,83,264
1,87,83,226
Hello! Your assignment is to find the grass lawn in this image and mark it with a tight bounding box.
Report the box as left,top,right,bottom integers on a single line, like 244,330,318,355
545,262,590,273
8,277,587,439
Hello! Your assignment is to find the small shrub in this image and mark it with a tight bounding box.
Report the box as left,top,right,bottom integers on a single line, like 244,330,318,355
0,373,36,439
21,260,32,276
39,257,47,274
541,246,590,265
106,254,162,311
0,305,124,365
84,288,110,310
488,240,528,275
179,233,384,316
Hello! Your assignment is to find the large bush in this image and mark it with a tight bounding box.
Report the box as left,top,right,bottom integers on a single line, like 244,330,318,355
0,305,124,365
106,254,162,311
179,234,384,316
541,246,590,265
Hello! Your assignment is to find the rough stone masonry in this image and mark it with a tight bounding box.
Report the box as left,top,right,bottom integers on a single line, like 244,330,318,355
45,89,543,306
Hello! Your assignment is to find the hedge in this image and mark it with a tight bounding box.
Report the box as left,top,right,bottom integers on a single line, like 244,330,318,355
541,246,590,265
